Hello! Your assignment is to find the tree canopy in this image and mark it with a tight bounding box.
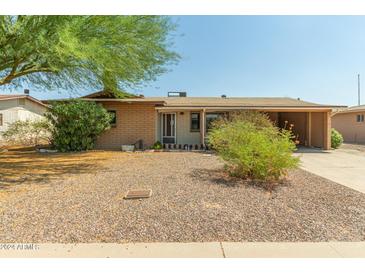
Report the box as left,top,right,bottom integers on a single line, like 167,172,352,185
0,16,179,96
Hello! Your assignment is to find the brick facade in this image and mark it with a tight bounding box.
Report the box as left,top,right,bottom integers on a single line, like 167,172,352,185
96,102,156,149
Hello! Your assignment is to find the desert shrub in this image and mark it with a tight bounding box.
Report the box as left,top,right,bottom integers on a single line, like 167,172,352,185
45,100,112,152
1,119,52,146
331,128,343,149
208,111,299,183
151,141,162,149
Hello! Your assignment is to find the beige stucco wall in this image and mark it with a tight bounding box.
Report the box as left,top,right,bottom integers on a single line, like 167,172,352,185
156,111,201,145
0,98,47,137
332,111,365,143
96,102,156,149
176,111,201,145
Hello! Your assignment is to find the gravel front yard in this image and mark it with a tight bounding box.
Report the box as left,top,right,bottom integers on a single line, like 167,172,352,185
0,150,365,243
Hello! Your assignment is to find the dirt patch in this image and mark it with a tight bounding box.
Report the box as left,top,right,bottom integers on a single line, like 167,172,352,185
0,146,127,198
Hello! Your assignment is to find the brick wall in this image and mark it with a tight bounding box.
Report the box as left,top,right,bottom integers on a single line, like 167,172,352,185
96,102,156,149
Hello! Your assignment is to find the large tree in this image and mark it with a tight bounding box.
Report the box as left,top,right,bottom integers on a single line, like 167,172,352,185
0,16,178,95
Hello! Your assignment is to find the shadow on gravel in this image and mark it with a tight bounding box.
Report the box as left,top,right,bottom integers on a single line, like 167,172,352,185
0,148,110,190
190,168,240,187
190,167,289,192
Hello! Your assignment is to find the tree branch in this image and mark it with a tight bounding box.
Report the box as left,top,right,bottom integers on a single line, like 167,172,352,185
0,67,54,86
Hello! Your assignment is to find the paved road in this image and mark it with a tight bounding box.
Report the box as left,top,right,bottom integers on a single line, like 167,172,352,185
297,147,365,194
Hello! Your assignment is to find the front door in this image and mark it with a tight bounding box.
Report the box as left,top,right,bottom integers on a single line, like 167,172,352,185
162,113,176,144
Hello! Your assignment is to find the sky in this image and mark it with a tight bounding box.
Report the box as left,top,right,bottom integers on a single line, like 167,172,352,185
3,16,365,106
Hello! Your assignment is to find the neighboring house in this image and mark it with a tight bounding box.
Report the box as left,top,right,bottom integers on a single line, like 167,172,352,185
332,105,365,143
45,91,340,150
0,93,48,140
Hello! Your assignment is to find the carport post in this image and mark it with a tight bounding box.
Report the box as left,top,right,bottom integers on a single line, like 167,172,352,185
324,111,331,150
306,112,312,147
200,108,206,146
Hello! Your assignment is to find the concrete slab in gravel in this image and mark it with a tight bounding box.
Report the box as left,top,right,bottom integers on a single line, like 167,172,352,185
297,147,365,194
1,242,365,258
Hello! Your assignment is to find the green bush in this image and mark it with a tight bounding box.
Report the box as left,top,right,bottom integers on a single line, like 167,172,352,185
45,100,112,152
208,111,299,184
331,128,343,149
2,119,51,146
151,141,162,149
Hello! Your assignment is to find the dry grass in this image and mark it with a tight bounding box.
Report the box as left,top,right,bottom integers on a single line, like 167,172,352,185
0,146,123,196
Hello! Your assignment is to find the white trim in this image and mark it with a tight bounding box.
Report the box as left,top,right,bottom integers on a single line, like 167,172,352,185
162,112,176,144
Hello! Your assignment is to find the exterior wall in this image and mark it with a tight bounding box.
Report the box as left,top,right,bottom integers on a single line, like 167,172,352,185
96,102,156,149
157,111,201,145
0,98,46,138
311,112,325,148
278,112,307,145
267,112,279,126
332,111,365,143
176,111,201,145
157,109,332,150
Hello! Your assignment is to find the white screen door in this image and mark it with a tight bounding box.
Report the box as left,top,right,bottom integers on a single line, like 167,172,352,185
162,113,176,144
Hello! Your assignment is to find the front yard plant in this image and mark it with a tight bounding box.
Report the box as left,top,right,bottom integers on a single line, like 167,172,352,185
331,128,343,149
45,100,112,152
208,111,299,185
151,141,163,150
1,119,51,146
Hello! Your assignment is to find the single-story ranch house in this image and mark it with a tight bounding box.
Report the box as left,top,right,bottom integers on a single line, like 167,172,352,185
0,91,48,139
47,91,339,150
332,105,365,144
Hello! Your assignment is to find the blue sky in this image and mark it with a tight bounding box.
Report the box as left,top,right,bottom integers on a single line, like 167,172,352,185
4,16,365,106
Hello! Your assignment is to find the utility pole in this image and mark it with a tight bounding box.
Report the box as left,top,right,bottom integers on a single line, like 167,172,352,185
358,74,361,106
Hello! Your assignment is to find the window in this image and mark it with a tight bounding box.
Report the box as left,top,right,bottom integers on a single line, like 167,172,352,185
206,113,225,132
190,112,200,131
0,113,2,126
356,114,364,123
108,110,117,126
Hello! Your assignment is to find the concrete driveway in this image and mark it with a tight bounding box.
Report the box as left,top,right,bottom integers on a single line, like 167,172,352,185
297,147,365,194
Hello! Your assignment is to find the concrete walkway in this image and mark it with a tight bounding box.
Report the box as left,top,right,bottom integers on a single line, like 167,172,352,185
1,242,365,258
297,147,365,194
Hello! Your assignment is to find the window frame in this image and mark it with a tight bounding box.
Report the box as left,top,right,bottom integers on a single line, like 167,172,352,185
190,112,201,132
205,112,226,132
356,114,364,123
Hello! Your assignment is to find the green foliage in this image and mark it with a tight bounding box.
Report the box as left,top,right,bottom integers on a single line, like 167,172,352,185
45,100,112,152
208,111,299,183
1,119,52,146
151,141,162,149
0,16,179,94
331,128,343,149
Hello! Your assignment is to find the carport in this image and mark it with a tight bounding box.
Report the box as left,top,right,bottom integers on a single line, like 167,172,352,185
267,110,331,149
